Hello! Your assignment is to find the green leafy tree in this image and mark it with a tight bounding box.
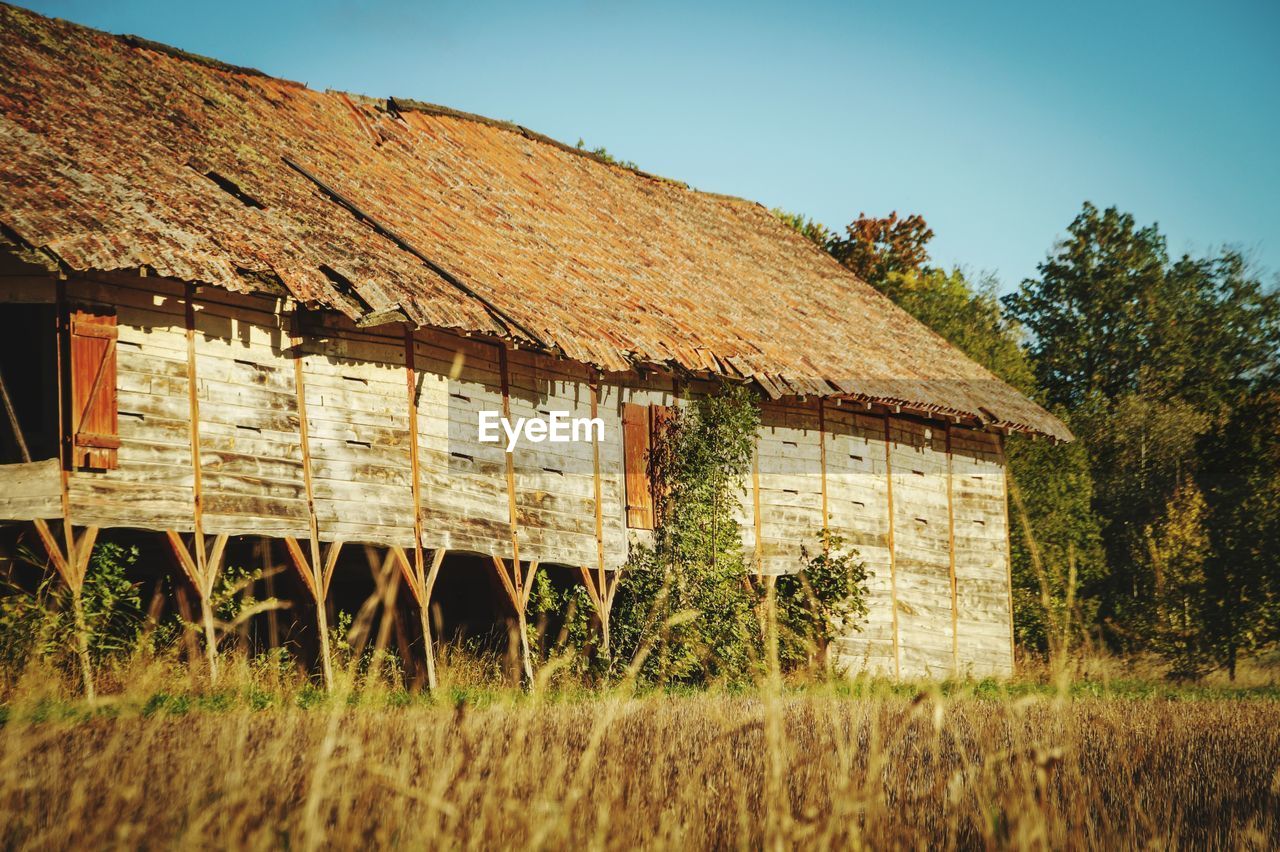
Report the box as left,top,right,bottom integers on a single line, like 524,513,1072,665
772,208,831,247
828,211,934,283
609,386,763,686
1195,384,1280,678
1144,483,1213,678
1006,203,1280,660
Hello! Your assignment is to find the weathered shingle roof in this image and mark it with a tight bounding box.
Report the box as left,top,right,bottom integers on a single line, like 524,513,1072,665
0,3,1070,440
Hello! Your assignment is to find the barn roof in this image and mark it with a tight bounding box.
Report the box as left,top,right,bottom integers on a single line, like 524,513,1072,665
0,3,1070,440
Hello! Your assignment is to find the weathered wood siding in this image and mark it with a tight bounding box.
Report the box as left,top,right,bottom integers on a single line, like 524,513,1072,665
824,407,896,675
192,286,310,540
887,418,955,678
949,429,1015,676
63,276,196,532
753,400,826,573
0,273,1016,678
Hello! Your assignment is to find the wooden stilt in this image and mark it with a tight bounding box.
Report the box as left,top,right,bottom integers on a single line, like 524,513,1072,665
577,564,622,655
392,545,446,689
289,315,334,690
492,555,538,684
587,372,614,653
284,535,341,689
165,529,228,682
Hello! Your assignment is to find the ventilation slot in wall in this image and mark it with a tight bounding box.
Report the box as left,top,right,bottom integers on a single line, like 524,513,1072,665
849,453,863,462
974,519,986,526
912,469,925,476
346,439,372,449
915,517,929,525
783,440,798,448
450,392,471,403
237,424,262,434
118,339,141,350
342,374,369,386
120,411,144,422
542,467,563,476
450,452,473,462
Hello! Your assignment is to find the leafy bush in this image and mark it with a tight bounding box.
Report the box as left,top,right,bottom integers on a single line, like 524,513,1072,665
776,530,871,672
0,541,143,671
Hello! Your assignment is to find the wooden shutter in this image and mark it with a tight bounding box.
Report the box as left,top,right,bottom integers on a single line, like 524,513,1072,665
622,402,654,529
68,306,119,470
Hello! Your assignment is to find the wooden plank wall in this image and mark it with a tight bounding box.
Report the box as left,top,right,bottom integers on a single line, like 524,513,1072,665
824,406,896,676
753,400,826,574
887,417,955,678
190,286,311,540
61,276,197,532
949,428,1015,676
297,323,413,547
0,272,1014,678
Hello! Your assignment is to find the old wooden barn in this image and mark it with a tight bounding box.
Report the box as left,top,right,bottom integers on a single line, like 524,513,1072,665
0,5,1069,682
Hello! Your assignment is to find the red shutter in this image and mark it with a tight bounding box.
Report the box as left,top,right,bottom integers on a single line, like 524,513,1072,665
622,402,653,529
68,306,119,470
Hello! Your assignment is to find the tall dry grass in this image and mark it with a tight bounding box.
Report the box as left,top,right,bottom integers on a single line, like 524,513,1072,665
1,653,1277,850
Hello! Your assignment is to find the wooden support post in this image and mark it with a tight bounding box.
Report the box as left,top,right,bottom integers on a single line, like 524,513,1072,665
883,415,901,681
752,437,763,580
995,434,1017,676
402,326,444,689
945,425,960,677
576,564,621,656
492,555,538,684
588,372,614,653
178,284,228,684
391,545,445,689
497,344,521,568
165,529,228,682
284,535,341,689
261,539,280,650
289,315,334,690
818,399,828,535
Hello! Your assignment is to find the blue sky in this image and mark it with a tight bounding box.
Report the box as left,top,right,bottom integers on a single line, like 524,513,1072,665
19,0,1280,291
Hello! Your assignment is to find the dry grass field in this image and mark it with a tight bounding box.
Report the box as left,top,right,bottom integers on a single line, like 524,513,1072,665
1,657,1278,850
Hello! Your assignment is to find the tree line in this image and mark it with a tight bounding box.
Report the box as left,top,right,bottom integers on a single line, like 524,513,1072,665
778,203,1280,678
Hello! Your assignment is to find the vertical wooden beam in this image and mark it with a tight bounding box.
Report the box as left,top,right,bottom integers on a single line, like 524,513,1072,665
54,281,74,576
403,325,439,688
996,434,1017,676
262,538,280,650
589,371,612,652
180,285,225,684
289,318,332,690
883,414,901,681
752,437,763,580
492,555,537,684
497,343,520,567
945,424,960,677
182,285,206,579
818,399,828,534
